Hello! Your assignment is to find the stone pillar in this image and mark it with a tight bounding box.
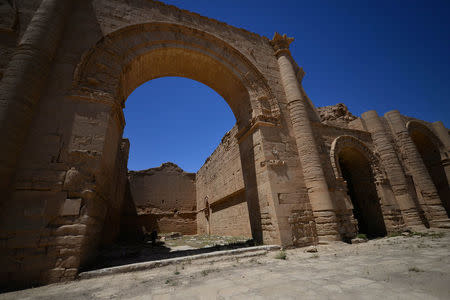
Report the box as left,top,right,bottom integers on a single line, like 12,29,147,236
361,110,423,227
432,121,450,148
432,121,450,187
270,33,339,241
238,126,285,245
385,110,449,226
0,0,73,199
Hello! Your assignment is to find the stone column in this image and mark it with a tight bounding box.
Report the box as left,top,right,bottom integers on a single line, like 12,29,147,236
432,121,450,187
270,33,339,240
432,121,450,148
361,110,423,227
0,0,73,198
385,110,449,226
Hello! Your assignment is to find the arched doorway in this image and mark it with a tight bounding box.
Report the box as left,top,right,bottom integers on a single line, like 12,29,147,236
337,148,387,238
408,122,450,217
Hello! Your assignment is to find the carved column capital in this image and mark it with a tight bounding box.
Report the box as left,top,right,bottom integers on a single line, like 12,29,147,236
270,32,294,57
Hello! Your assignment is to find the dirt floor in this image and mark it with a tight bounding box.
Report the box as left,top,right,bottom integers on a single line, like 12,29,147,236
2,229,449,299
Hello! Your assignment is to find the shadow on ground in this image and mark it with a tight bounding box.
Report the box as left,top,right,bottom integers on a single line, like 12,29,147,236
83,235,254,271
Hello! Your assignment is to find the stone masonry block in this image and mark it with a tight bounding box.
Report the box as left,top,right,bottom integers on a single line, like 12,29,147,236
60,198,81,216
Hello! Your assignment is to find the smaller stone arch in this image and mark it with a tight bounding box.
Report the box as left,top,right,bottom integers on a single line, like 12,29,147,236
406,120,444,151
330,135,388,237
330,135,385,183
407,120,450,216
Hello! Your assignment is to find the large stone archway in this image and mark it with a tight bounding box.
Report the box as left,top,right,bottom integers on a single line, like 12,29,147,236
330,135,384,183
72,22,281,128
66,21,284,255
1,2,304,286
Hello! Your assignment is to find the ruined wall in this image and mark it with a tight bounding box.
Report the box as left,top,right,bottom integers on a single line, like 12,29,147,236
209,191,252,237
317,103,357,129
128,162,197,235
196,126,251,237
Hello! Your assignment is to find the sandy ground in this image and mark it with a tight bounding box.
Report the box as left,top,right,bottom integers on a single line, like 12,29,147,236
1,229,449,300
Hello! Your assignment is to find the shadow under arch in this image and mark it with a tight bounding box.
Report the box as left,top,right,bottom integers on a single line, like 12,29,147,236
330,135,387,238
68,22,281,262
406,120,450,217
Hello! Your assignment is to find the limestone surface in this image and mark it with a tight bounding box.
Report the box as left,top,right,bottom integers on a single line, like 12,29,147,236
127,162,197,235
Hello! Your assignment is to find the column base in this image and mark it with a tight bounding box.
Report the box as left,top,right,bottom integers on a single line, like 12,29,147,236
401,207,427,227
429,219,450,229
313,210,341,242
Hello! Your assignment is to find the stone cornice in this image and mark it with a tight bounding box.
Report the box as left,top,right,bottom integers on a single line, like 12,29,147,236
235,115,280,144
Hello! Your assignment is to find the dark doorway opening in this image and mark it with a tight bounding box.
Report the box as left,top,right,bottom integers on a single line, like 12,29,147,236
410,130,450,217
339,148,387,238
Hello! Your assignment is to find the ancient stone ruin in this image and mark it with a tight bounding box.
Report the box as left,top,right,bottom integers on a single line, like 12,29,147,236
126,162,197,236
0,0,449,290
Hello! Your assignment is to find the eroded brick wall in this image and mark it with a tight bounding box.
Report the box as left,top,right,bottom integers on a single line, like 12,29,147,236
128,162,197,235
209,191,252,237
196,126,252,237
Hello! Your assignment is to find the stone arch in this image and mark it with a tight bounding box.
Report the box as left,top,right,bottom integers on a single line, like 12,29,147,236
72,22,280,131
330,135,387,237
406,120,444,152
330,135,385,183
67,21,282,248
406,120,450,216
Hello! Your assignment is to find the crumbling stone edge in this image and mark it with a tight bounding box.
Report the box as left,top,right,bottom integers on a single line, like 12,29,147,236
78,245,281,279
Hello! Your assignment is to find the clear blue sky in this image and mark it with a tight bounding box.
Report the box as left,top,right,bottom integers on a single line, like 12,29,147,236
124,0,450,172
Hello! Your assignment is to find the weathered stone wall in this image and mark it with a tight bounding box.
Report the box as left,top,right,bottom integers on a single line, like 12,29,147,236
209,191,252,237
0,0,44,79
196,126,251,237
196,127,245,206
128,162,196,235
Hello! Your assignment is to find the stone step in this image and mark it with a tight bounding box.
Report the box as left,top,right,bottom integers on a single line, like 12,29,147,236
431,219,450,229
78,245,281,280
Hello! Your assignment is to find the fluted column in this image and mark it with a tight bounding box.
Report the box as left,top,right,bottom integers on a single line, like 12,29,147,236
361,110,423,227
270,33,339,240
0,0,74,198
432,121,450,187
385,110,449,225
432,121,450,149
